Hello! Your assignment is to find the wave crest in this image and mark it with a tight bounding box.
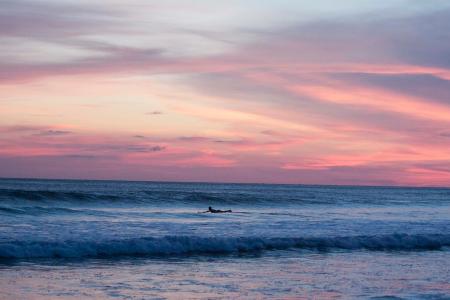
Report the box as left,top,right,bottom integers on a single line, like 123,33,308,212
1,234,449,259
0,188,121,203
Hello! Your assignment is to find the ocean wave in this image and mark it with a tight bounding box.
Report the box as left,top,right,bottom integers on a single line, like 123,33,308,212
1,234,449,259
2,186,450,207
0,188,274,206
0,205,102,216
0,188,339,207
0,188,121,204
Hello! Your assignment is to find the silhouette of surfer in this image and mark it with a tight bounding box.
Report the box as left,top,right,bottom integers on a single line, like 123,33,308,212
205,206,232,213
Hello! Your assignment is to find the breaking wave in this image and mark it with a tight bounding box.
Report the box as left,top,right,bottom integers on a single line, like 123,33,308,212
1,234,449,259
0,188,298,206
0,188,121,203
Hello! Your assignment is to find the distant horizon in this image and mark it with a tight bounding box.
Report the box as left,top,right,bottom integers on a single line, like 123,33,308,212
1,176,449,189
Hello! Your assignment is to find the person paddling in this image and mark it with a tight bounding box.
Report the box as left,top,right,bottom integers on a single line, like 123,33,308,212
206,206,232,213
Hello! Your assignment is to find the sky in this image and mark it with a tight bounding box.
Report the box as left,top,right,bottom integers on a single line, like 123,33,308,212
1,0,450,186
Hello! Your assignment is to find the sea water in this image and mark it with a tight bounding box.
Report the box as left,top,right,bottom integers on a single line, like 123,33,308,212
0,179,449,299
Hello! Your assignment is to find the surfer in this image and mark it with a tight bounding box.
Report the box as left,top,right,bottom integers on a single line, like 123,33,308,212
206,206,232,213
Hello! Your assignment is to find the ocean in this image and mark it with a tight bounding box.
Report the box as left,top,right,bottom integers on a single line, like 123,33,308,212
0,178,449,299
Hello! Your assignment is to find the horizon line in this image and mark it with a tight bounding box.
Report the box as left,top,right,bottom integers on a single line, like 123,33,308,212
1,176,449,190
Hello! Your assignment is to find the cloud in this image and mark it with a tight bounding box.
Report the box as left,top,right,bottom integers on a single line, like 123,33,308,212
125,145,166,152
260,130,279,136
213,139,244,144
0,125,45,133
59,154,98,159
34,130,72,136
0,126,74,136
178,136,210,142
0,0,116,38
75,143,167,154
1,1,450,185
1,1,449,80
414,161,450,174
145,111,163,115
330,73,450,106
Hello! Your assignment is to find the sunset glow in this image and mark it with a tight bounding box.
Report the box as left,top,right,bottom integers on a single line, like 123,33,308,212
1,0,450,186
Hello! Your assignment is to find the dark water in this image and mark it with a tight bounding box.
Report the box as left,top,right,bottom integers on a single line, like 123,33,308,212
0,178,449,299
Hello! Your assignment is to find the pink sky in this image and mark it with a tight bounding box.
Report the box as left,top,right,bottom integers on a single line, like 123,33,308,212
1,1,450,186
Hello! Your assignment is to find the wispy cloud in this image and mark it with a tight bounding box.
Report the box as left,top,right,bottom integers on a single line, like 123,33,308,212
1,1,450,185
145,111,163,115
34,130,72,136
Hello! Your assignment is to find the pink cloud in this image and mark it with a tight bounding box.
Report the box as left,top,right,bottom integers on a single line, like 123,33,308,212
1,2,450,186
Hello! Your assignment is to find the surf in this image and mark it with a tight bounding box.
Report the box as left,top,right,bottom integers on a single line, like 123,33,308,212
1,233,449,260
